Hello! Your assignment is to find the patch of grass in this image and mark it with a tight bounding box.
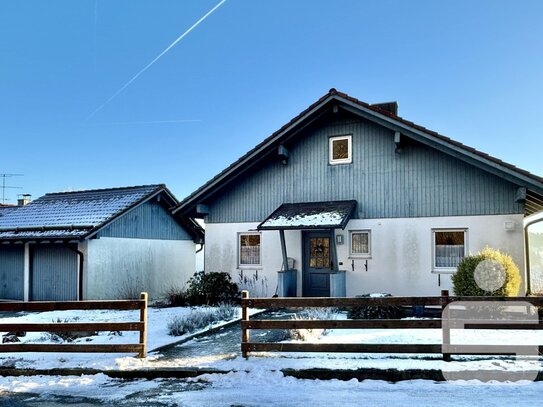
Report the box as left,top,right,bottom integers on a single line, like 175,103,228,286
167,303,238,336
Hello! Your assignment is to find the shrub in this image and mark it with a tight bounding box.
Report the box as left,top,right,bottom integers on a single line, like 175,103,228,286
237,271,270,298
288,308,336,342
452,247,521,296
347,293,404,319
186,271,240,306
165,286,190,307
167,303,238,336
116,276,145,300
214,302,238,322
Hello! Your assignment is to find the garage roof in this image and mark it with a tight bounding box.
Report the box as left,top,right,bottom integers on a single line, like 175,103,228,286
0,185,203,241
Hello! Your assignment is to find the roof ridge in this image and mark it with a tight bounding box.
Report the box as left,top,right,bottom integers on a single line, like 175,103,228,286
174,88,543,212
332,89,543,184
44,184,165,196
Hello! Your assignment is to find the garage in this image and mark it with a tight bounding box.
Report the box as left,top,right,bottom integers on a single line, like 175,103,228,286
30,244,79,301
0,245,25,300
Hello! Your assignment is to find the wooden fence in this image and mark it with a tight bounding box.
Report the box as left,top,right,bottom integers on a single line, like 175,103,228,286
0,292,148,358
241,290,543,359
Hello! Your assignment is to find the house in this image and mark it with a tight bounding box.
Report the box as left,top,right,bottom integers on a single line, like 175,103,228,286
0,185,203,301
172,89,543,297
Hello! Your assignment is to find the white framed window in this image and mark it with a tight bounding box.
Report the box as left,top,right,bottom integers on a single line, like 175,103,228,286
238,232,261,268
350,230,371,257
432,229,467,272
329,135,352,165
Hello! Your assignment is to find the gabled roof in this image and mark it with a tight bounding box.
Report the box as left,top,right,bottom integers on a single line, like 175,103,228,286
0,184,202,241
173,89,543,217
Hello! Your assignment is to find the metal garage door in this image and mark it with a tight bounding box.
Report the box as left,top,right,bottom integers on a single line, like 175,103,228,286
0,246,25,300
31,244,78,301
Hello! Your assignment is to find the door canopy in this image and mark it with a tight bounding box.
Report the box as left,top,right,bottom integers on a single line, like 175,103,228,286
257,200,357,231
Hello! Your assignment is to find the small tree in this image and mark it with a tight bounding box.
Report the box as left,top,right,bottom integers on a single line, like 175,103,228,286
452,247,521,296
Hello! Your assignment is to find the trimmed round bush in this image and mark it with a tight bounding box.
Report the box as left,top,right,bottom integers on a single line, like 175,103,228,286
452,247,521,296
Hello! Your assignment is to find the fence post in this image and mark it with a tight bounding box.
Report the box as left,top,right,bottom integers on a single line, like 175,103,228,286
441,289,451,362
139,292,148,358
241,290,249,358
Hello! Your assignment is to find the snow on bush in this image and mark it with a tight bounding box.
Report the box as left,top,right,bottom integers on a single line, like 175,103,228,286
167,303,238,336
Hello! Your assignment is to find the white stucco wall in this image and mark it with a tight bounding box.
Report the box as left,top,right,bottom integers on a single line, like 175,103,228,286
82,237,195,301
204,214,526,297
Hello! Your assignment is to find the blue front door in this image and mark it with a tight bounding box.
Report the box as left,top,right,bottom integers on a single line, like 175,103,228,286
303,231,332,297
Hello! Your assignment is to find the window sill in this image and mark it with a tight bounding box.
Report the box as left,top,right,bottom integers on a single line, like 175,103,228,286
238,266,263,270
329,161,352,166
349,255,372,260
431,269,456,274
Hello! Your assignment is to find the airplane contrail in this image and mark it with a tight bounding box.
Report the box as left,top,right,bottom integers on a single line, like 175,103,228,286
91,119,202,126
87,0,228,120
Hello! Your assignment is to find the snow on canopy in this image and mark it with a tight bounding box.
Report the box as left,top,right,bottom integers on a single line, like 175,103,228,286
0,185,163,239
258,200,357,230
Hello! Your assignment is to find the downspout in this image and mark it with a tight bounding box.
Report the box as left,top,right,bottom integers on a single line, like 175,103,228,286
64,242,85,301
195,239,204,273
524,217,543,295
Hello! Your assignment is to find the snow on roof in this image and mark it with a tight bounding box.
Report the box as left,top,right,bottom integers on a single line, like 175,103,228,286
0,185,163,240
0,205,18,218
258,200,357,230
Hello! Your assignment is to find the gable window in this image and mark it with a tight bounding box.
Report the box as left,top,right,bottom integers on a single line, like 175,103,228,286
350,230,371,257
329,135,352,165
239,233,261,267
433,229,466,272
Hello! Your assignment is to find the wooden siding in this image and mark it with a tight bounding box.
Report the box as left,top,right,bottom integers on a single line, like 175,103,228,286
30,244,78,301
98,200,192,240
207,119,523,223
0,246,24,300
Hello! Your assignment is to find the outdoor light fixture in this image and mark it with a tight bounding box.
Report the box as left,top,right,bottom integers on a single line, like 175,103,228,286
336,234,344,245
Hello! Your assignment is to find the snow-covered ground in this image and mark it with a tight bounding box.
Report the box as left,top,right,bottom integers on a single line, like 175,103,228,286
0,305,253,370
1,309,543,405
118,311,543,374
2,370,543,406
135,326,543,374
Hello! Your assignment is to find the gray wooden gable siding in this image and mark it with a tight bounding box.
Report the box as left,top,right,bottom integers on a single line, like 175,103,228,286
207,119,523,223
98,200,192,240
0,246,24,300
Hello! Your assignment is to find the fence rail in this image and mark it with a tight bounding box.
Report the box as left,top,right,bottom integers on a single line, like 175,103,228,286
0,292,148,358
240,290,543,359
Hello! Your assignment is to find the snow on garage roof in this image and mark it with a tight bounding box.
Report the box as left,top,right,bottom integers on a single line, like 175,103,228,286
0,185,166,240
258,200,357,230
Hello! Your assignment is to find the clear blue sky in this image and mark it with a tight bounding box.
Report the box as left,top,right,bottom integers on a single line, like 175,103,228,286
1,0,542,204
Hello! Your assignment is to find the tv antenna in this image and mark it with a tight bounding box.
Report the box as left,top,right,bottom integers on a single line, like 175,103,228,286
1,174,23,204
